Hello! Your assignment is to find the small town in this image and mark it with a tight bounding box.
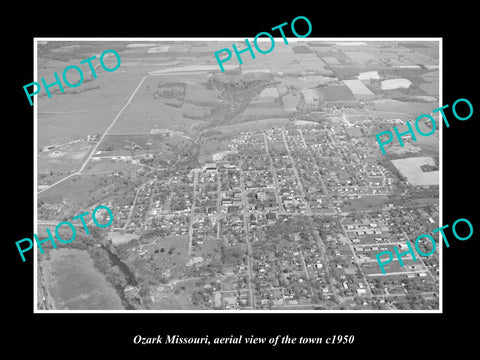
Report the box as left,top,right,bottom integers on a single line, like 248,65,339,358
36,40,440,311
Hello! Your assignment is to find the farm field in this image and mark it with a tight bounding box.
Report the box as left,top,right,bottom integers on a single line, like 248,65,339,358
317,84,355,102
38,110,119,149
40,248,123,310
37,69,147,113
391,157,439,186
278,75,336,89
369,99,437,117
106,76,201,134
240,104,288,120
342,79,375,98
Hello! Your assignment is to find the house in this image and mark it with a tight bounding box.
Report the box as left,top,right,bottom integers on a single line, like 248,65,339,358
256,192,266,201
356,288,367,295
203,163,218,172
266,212,277,221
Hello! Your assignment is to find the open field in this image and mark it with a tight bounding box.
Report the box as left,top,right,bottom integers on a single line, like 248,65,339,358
150,278,208,310
391,157,439,186
195,237,222,259
184,83,219,105
278,75,336,89
240,104,288,120
199,139,231,163
317,84,355,102
38,141,92,178
343,79,375,98
98,134,173,152
37,70,147,113
82,158,147,174
38,173,115,206
106,76,200,134
38,111,119,149
110,231,139,245
342,195,389,211
40,248,123,310
139,235,190,273
381,78,413,90
369,99,437,117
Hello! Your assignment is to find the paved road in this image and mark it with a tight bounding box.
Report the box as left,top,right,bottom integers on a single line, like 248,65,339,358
240,167,255,309
366,270,428,277
123,178,155,230
187,171,198,256
263,133,285,213
281,129,312,214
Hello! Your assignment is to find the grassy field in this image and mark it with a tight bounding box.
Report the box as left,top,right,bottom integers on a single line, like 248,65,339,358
198,139,231,163
82,158,145,174
38,141,93,179
370,99,437,117
391,157,439,186
38,110,119,149
184,83,219,105
40,248,123,310
342,195,389,212
107,76,199,134
99,134,171,152
240,105,288,120
110,231,139,245
150,278,207,310
37,69,147,113
317,84,355,102
37,56,149,181
38,173,114,207
140,235,190,274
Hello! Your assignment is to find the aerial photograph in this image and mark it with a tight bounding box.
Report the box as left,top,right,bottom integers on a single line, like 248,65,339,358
35,39,440,311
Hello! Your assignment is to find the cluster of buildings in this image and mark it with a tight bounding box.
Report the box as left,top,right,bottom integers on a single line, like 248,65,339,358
102,112,438,310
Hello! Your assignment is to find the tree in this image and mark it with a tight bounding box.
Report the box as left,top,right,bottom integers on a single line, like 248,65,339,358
232,244,244,258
